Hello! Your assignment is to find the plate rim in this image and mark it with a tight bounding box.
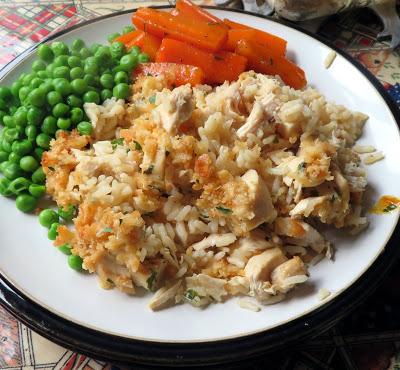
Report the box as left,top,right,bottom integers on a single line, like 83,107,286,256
1,5,400,366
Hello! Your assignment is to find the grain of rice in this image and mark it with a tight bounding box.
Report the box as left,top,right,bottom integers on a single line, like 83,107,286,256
353,145,376,154
324,50,337,69
238,298,261,312
318,288,331,301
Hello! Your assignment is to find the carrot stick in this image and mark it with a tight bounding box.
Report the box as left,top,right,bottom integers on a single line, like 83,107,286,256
224,19,287,56
224,29,286,57
156,38,247,84
235,39,306,89
132,7,228,52
175,0,226,26
113,30,143,45
126,32,161,61
133,62,205,86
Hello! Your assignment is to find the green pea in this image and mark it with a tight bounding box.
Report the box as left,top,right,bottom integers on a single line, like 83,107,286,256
20,155,39,172
83,91,100,104
46,90,63,106
57,117,71,130
94,46,111,66
100,73,114,89
67,55,81,68
83,74,96,87
1,139,12,153
36,133,51,149
113,83,129,99
16,194,37,213
84,64,99,75
18,86,30,103
3,115,14,127
48,222,60,240
70,66,84,80
22,73,36,86
32,166,45,184
3,162,23,180
72,39,85,52
46,63,55,77
27,106,44,126
37,70,49,79
129,45,141,57
41,116,57,135
79,47,91,59
66,94,82,108
25,125,38,140
0,178,13,197
39,80,53,94
120,54,138,72
13,109,28,127
0,86,12,101
101,89,113,101
52,103,69,118
30,77,44,89
12,139,33,156
39,209,59,228
33,147,44,161
108,32,121,43
70,108,83,124
11,81,23,98
68,254,83,271
51,41,69,56
77,121,93,135
53,66,70,80
54,55,69,67
3,128,20,143
138,53,150,63
8,177,30,195
29,183,46,198
0,151,8,163
0,161,9,173
90,43,101,55
58,204,76,221
70,79,88,95
53,78,71,96
38,44,54,62
28,88,46,107
8,152,22,164
59,243,72,255
110,41,125,60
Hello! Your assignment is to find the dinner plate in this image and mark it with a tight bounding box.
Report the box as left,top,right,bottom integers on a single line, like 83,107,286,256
1,6,400,367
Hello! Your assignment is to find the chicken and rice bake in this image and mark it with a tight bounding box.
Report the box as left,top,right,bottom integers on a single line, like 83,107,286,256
43,71,368,310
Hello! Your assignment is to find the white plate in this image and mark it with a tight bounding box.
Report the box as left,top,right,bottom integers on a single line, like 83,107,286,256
1,7,399,349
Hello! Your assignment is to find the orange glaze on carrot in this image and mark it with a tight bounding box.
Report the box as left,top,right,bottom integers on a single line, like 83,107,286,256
369,195,400,214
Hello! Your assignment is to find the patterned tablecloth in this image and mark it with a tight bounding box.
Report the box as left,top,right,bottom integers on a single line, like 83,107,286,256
1,1,400,369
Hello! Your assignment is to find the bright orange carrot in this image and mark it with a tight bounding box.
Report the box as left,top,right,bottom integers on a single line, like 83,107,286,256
113,30,143,45
224,29,286,57
175,0,226,26
133,62,205,86
132,7,228,52
156,38,246,84
126,32,161,61
224,19,287,56
235,39,306,89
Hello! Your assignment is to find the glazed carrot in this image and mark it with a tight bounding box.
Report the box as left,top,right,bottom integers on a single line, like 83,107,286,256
113,30,143,45
224,19,287,56
175,0,226,26
126,32,161,61
156,38,247,84
133,62,205,86
235,39,306,89
224,29,285,57
132,7,228,52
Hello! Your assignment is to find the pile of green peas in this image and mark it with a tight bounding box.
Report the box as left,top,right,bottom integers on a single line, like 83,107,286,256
0,29,149,215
